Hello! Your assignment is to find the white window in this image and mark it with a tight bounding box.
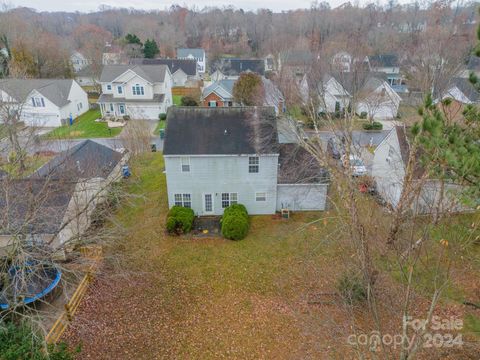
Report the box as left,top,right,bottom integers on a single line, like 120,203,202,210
106,84,112,91
255,192,267,202
221,193,238,208
181,157,190,172
117,86,123,94
109,103,114,112
32,97,45,107
132,84,145,96
174,193,192,208
248,156,259,173
77,102,83,111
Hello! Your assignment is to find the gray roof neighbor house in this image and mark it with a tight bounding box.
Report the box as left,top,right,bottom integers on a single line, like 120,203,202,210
0,79,74,106
99,64,168,83
210,58,265,76
177,48,205,59
202,79,236,100
130,58,197,76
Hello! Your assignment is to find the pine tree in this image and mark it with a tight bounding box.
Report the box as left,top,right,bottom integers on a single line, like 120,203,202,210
143,39,159,59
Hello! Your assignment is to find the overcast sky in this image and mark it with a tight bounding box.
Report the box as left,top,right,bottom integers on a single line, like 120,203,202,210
10,0,356,13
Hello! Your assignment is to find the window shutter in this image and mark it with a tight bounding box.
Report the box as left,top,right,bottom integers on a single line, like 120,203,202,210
32,98,36,107
41,98,45,107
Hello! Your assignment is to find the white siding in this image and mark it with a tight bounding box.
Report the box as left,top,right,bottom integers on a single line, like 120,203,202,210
59,81,89,120
276,184,328,211
372,129,405,208
165,155,279,215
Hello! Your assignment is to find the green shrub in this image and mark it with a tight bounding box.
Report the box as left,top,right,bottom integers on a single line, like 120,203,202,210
159,113,167,121
221,203,249,240
223,204,248,218
337,271,367,305
0,321,80,360
359,111,368,119
362,121,383,131
166,206,194,235
221,214,249,240
180,96,198,106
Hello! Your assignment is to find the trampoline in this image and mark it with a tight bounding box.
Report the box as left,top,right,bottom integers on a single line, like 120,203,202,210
0,260,62,310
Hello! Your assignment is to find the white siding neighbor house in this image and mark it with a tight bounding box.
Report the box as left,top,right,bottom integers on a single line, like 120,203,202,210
97,64,173,120
70,51,90,73
372,126,466,214
356,77,402,120
177,48,206,74
0,79,89,127
436,77,480,105
163,107,329,216
130,58,199,87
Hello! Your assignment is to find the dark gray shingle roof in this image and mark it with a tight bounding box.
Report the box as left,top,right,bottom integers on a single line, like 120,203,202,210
32,140,123,181
211,58,265,76
369,54,399,68
163,107,279,155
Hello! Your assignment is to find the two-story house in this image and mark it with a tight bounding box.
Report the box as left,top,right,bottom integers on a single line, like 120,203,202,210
70,51,90,73
163,107,329,216
177,48,206,74
130,58,199,87
97,64,173,120
368,54,408,93
0,79,89,127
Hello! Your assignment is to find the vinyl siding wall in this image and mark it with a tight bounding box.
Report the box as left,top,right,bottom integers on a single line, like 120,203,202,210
165,154,279,215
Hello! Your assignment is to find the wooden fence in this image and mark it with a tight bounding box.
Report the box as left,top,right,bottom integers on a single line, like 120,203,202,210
171,86,201,99
45,246,102,344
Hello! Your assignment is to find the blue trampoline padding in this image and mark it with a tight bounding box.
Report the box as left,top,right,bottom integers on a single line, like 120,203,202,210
0,267,62,310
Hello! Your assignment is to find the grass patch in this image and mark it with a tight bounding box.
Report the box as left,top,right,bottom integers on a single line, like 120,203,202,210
0,154,53,177
44,109,122,139
172,94,182,106
154,120,166,135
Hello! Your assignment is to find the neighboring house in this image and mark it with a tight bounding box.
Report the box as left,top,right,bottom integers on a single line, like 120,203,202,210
163,106,329,216
177,48,206,74
437,77,480,105
102,52,122,65
335,73,401,119
368,54,408,93
300,74,351,113
278,50,315,79
210,58,265,81
459,56,480,79
97,64,173,120
264,54,276,72
356,77,402,120
202,79,236,107
70,51,90,73
75,64,98,87
332,51,353,73
0,140,128,248
0,79,89,127
372,126,465,214
130,58,198,87
261,77,285,114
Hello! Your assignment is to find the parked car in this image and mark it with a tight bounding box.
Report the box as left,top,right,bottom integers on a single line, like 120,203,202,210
327,137,344,159
342,154,367,176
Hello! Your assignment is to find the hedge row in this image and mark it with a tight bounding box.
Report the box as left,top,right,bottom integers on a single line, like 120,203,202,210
362,121,383,130
221,204,249,240
166,206,195,235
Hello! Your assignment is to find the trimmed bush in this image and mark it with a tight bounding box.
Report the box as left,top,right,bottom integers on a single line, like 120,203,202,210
337,271,367,305
362,121,383,131
166,206,194,235
159,113,167,120
223,203,248,218
222,214,249,240
180,96,198,106
221,203,249,240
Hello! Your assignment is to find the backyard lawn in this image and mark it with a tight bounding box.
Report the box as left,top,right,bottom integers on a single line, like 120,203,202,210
44,109,123,139
173,94,182,106
63,153,480,359
153,120,166,135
